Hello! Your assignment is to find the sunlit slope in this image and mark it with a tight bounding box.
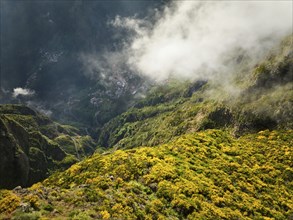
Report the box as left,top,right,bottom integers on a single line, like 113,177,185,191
1,129,292,219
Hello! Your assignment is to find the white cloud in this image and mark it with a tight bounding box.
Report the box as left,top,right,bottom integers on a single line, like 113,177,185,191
111,1,292,82
12,88,35,98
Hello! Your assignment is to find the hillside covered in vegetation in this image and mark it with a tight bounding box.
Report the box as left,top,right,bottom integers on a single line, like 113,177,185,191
0,129,292,219
0,34,292,219
0,0,292,218
98,35,293,150
0,104,96,189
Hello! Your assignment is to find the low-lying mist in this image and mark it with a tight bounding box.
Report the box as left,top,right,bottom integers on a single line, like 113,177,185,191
97,1,292,84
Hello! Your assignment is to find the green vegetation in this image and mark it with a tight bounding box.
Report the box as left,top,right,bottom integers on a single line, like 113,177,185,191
0,36,292,219
98,36,293,149
1,129,292,219
98,79,223,148
0,104,96,189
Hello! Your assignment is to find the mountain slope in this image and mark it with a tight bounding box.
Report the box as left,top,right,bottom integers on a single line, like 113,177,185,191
97,35,293,150
0,129,292,219
0,104,96,189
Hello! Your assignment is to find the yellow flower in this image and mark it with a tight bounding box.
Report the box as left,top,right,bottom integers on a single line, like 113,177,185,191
100,210,111,219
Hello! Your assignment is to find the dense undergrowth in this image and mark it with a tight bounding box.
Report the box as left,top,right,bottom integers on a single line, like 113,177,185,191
0,129,292,219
